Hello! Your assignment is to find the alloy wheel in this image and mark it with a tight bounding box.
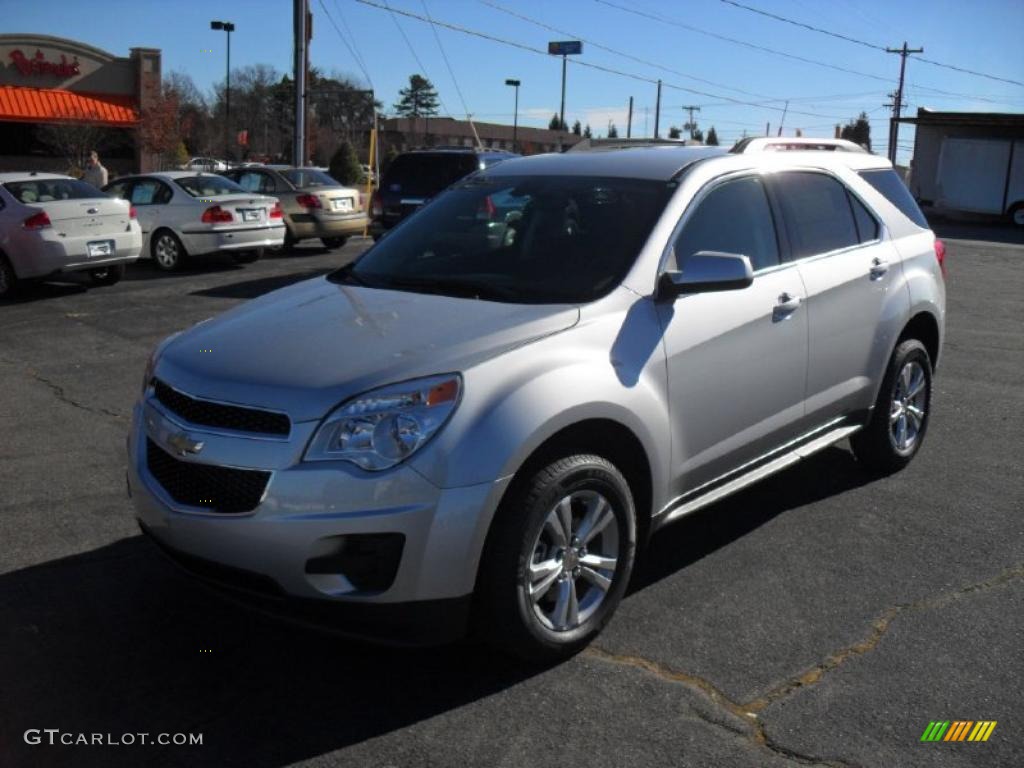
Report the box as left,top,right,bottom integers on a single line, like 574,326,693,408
154,235,179,269
889,360,927,453
526,490,620,632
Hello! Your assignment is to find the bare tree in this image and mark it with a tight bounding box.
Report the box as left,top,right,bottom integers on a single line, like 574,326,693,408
37,114,108,176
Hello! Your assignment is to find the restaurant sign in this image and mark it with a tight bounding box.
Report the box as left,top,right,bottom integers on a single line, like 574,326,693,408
8,49,81,79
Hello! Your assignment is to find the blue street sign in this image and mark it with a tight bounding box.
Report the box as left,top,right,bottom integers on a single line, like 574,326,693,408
548,40,583,56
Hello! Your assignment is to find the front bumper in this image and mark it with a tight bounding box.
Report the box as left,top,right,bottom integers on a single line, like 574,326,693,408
127,396,508,642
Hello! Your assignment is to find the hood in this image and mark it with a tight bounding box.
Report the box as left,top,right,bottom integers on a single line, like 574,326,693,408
155,277,579,422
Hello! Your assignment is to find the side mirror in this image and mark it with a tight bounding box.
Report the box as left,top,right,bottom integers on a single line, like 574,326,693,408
656,251,754,301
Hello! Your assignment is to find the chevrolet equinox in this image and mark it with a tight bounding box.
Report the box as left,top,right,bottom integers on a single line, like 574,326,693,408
129,146,946,661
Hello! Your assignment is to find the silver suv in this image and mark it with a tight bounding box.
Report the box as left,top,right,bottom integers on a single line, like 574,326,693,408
128,146,946,660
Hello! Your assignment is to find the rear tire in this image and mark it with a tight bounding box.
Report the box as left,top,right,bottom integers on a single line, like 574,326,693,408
0,253,18,299
851,339,933,475
1009,202,1024,229
232,248,263,264
89,264,125,286
321,236,348,250
151,230,185,271
476,454,636,663
283,228,298,251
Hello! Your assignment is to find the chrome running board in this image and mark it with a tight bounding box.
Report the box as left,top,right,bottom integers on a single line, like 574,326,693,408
653,419,863,530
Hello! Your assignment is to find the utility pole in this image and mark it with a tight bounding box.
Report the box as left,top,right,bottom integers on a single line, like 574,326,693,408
548,41,582,133
505,79,520,152
682,105,701,139
776,100,789,136
626,96,633,139
886,41,923,164
293,0,307,166
654,80,662,138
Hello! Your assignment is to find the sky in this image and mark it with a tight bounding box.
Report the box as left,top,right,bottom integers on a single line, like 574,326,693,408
5,0,1024,163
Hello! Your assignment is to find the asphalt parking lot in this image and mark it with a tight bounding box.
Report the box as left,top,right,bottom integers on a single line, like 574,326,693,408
1,230,1021,768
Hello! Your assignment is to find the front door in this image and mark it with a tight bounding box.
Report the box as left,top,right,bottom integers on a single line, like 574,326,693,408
657,173,809,497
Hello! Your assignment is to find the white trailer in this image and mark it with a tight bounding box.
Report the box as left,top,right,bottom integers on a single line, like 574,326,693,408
935,137,1024,225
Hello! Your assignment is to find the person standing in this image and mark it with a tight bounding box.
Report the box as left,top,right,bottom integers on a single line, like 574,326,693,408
83,150,108,188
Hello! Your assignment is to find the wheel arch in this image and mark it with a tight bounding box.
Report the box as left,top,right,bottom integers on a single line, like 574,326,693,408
898,311,941,371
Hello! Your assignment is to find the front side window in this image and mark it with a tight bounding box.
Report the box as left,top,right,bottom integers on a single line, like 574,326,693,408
331,175,675,304
672,176,780,271
174,175,245,197
773,172,860,259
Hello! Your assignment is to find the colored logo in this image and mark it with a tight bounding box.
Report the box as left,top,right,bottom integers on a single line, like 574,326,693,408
920,721,997,742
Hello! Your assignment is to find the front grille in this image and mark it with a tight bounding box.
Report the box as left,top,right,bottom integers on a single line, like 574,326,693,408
153,379,290,436
146,438,270,513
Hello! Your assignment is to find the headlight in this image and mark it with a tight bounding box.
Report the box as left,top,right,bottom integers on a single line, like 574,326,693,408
142,331,182,394
304,374,462,470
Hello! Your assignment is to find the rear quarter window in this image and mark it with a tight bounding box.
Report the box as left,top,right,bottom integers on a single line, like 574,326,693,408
858,169,929,228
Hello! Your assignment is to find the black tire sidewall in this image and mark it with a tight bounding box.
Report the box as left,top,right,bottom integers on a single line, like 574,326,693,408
885,342,933,458
0,254,16,298
483,455,636,659
151,231,183,271
90,264,125,285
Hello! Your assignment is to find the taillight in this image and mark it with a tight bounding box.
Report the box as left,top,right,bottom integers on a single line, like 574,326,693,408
477,195,496,219
269,202,283,219
370,191,383,218
129,205,138,220
201,205,233,224
22,210,52,230
934,238,947,279
296,194,322,209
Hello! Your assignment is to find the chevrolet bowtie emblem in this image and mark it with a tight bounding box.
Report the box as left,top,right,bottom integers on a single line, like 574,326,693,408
167,431,204,457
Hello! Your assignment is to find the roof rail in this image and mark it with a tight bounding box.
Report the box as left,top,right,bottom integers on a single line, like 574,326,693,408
731,137,869,154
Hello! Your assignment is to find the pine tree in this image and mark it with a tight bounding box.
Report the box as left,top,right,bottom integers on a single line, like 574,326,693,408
583,124,592,138
706,126,719,146
668,126,681,139
328,140,362,186
393,75,440,118
549,113,563,131
692,128,704,143
607,122,619,138
840,111,872,151
572,120,582,136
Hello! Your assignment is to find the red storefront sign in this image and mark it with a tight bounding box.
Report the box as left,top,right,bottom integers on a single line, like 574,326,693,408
9,49,81,79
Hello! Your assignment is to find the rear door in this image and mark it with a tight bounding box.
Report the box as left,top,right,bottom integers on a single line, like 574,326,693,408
128,178,174,246
770,170,899,426
658,173,809,493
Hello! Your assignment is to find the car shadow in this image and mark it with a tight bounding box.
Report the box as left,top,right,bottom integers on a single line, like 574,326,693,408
631,446,873,592
0,278,90,305
190,269,333,300
0,535,540,768
0,447,874,767
927,217,1024,246
123,259,244,282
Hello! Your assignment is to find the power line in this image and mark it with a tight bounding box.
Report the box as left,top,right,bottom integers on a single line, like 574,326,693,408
718,0,1024,88
356,0,862,122
317,0,375,89
478,0,785,103
331,0,373,85
381,0,453,117
420,0,481,147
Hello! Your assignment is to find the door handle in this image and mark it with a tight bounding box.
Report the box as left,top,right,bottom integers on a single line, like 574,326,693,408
869,257,889,279
773,292,802,320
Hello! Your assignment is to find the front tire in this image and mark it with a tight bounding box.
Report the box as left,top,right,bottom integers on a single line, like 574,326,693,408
89,264,125,286
476,454,636,662
151,230,185,271
851,339,933,474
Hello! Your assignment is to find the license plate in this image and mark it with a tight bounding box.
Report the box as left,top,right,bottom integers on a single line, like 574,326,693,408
87,240,114,258
331,198,353,212
240,209,260,222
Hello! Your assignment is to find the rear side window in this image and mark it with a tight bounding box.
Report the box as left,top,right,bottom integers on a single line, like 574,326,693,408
4,178,104,203
773,172,859,259
848,193,879,243
382,154,479,196
673,176,780,271
858,169,928,228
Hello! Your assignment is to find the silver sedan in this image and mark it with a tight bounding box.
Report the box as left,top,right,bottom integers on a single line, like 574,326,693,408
0,172,141,298
104,172,285,271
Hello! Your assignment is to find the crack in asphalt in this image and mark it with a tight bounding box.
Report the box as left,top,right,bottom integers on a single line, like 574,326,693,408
586,564,1024,767
0,356,128,423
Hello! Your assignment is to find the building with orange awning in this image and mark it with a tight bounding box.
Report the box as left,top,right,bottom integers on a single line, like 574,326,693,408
0,34,161,175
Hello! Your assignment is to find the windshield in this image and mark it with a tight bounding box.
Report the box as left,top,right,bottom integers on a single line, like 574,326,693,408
174,175,246,197
331,175,675,304
282,168,340,188
5,178,105,203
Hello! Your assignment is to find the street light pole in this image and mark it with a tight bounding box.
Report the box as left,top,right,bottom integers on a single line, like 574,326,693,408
210,20,235,162
505,78,520,152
